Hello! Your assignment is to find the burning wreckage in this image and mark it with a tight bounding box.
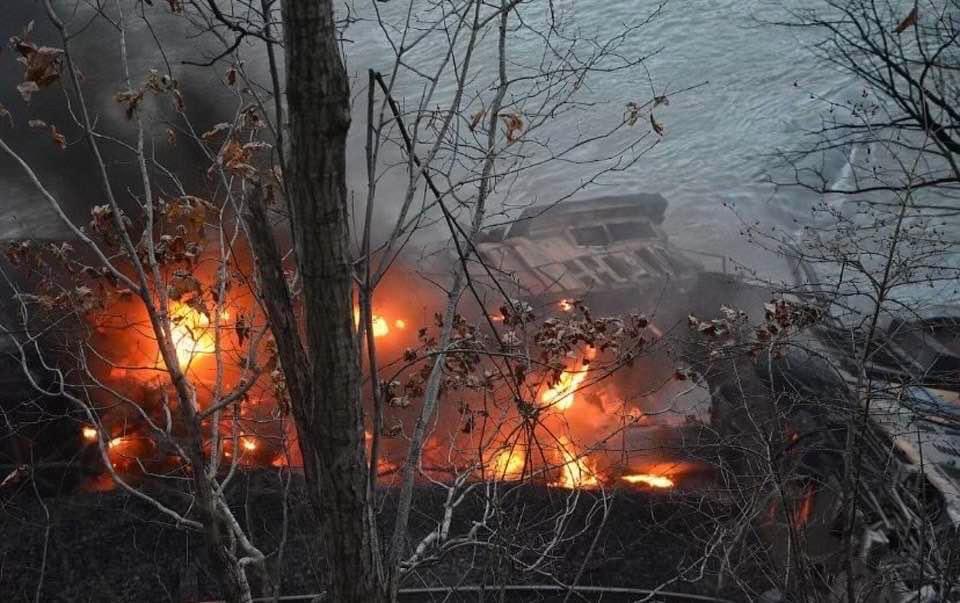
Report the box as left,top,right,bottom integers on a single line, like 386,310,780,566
2,193,960,599
477,193,960,600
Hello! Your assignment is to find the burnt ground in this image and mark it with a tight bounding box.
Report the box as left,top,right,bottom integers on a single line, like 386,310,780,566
0,472,764,602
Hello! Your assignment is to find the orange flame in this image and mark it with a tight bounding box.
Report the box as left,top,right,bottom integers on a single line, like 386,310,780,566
552,437,599,489
559,299,574,312
540,347,596,411
82,426,98,442
490,448,525,481
622,473,674,489
169,302,218,367
353,307,398,338
792,487,816,527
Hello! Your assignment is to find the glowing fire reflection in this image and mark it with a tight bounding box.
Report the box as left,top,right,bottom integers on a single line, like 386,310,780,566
622,473,674,489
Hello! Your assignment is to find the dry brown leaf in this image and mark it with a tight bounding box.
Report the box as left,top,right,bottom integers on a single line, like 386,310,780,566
650,113,664,136
114,88,145,120
500,112,524,143
17,81,40,102
894,7,918,33
50,125,66,150
11,38,63,101
202,122,231,141
469,109,486,132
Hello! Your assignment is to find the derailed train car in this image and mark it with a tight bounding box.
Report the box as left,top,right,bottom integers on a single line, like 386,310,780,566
475,193,960,601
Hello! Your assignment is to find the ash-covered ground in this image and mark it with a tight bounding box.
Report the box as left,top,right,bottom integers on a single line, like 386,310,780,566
0,472,763,602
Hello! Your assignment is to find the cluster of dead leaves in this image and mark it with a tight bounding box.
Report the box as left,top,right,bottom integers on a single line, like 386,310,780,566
114,69,182,119
201,119,272,179
88,204,133,248
625,95,669,136
500,112,524,143
534,302,649,386
689,300,822,361
10,24,64,102
27,119,66,149
499,298,535,328
754,298,822,351
467,109,525,143
142,0,184,13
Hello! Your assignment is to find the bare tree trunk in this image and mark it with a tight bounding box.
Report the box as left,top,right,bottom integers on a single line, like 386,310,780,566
274,2,381,600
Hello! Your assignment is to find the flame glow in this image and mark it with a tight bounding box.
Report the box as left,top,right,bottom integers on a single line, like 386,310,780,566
82,426,98,442
559,299,574,312
353,307,400,338
372,315,390,337
491,448,525,480
169,302,217,366
793,487,816,527
241,437,258,452
540,347,597,412
552,437,599,489
622,473,674,489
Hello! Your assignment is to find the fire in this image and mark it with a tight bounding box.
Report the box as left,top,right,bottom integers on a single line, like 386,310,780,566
353,307,400,338
169,302,217,366
372,315,390,337
792,487,816,527
241,437,257,452
490,448,525,480
552,437,599,489
540,347,597,411
559,299,574,312
622,473,675,489
82,426,98,442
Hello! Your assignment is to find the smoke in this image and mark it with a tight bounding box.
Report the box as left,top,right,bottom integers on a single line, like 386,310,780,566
0,1,272,239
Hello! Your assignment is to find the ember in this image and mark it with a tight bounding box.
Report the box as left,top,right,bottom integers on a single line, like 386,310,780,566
81,426,98,442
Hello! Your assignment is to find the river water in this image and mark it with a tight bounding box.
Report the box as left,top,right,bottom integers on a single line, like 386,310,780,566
343,0,857,272
0,0,858,275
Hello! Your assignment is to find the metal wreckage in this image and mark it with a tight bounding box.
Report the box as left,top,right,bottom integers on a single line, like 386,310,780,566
475,193,960,602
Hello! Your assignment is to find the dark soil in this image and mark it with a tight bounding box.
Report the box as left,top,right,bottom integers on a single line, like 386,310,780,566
0,472,755,602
